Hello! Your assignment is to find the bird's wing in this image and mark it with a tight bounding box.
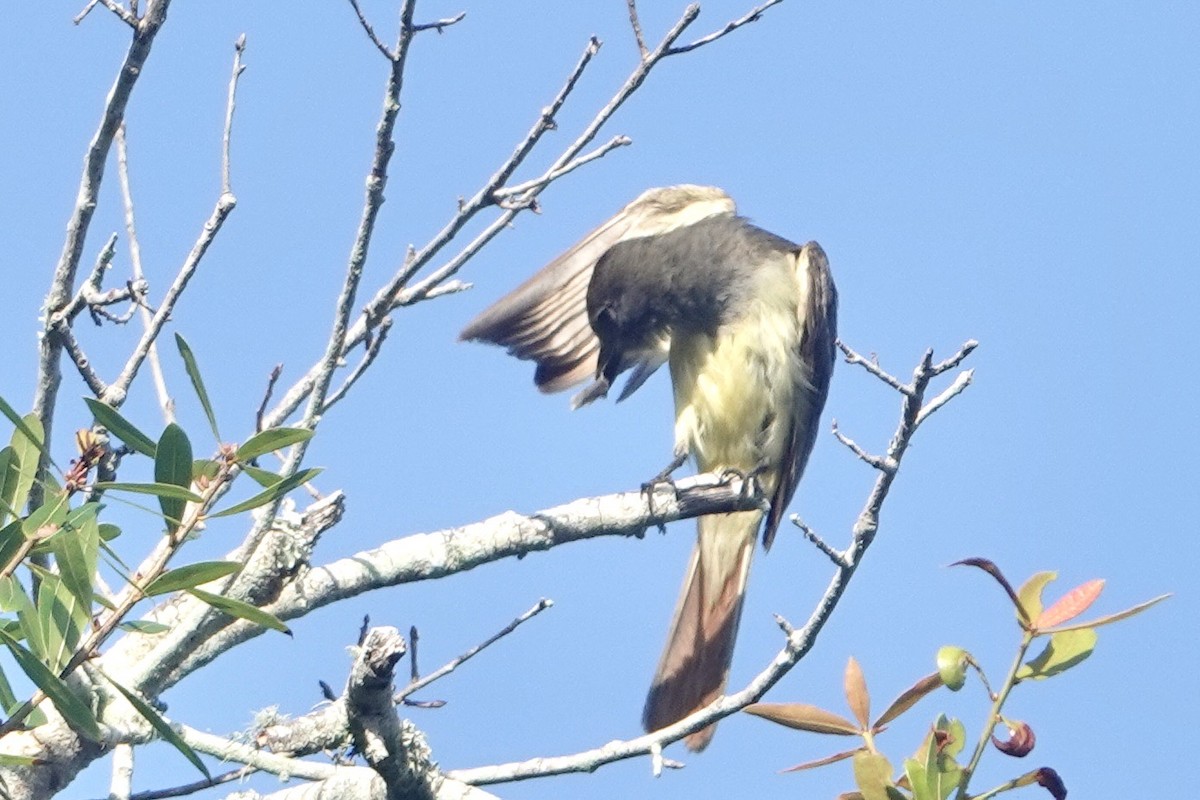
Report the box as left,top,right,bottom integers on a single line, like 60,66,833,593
459,209,640,395
763,241,839,549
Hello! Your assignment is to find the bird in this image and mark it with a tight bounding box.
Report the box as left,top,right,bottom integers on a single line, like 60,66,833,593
460,185,837,750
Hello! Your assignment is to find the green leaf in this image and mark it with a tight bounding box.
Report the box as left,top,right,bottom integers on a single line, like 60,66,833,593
175,334,221,442
118,620,170,635
93,482,204,503
192,459,221,482
187,588,291,635
10,576,45,660
1016,571,1057,627
0,661,19,714
83,398,156,458
1040,593,1171,634
1017,628,1098,681
50,506,101,618
37,573,88,672
210,467,321,517
5,416,46,523
242,464,283,487
0,399,53,469
99,522,122,541
101,669,210,779
853,750,904,800
0,518,25,575
0,753,38,767
144,561,242,596
0,446,15,527
0,627,101,741
236,427,314,463
21,488,69,541
154,424,195,535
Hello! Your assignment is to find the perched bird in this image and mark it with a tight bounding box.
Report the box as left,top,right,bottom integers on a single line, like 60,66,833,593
460,185,837,750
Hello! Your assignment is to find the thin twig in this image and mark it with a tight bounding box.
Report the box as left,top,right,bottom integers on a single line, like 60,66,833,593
393,278,472,307
831,419,893,473
322,317,391,412
75,0,137,26
105,38,245,405
838,340,911,395
58,326,108,397
626,0,648,57
411,11,466,33
791,515,847,568
58,233,118,321
223,35,246,196
256,364,284,433
492,135,632,201
346,0,396,60
396,599,553,702
122,766,252,800
666,0,783,55
117,123,175,424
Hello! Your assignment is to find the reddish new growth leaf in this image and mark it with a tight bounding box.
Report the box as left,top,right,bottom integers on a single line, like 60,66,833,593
844,657,871,729
1036,579,1104,629
951,557,1025,619
992,721,1036,757
1037,767,1067,799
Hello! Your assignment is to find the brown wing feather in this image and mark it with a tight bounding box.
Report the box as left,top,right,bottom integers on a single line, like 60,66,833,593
459,211,638,393
763,241,839,549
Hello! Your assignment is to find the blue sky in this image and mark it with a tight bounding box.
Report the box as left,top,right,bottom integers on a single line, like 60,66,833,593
1,1,1196,797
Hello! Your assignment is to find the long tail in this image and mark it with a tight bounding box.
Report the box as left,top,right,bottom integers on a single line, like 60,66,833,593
642,509,758,750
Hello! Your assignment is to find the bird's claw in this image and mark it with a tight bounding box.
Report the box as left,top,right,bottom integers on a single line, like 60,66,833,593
642,452,688,531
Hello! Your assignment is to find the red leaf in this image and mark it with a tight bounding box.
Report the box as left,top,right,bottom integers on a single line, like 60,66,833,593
1036,579,1104,629
992,721,1036,757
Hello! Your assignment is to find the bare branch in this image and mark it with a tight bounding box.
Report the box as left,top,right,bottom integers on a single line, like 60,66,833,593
106,35,245,406
791,515,848,568
117,124,175,423
666,0,783,55
223,35,246,196
491,135,632,201
411,11,466,34
182,725,336,781
838,339,910,394
74,0,137,27
58,325,108,397
393,278,472,307
397,598,553,702
34,0,171,453
109,744,134,800
916,368,974,427
256,363,284,433
322,316,391,412
346,0,397,60
123,766,252,800
930,339,979,375
626,0,648,57
831,419,894,473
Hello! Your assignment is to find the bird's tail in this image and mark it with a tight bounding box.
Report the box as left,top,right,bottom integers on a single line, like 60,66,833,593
642,509,758,750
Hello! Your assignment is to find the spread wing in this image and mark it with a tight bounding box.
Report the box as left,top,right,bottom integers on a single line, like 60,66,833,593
763,241,838,549
459,210,636,396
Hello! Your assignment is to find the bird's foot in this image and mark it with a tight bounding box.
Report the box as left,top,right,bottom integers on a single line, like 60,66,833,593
717,464,766,499
641,451,689,530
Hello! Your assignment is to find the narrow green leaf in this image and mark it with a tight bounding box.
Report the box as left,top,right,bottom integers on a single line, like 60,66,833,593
175,334,221,442
0,754,37,766
118,620,170,635
236,427,314,463
50,508,101,618
99,523,121,541
242,464,283,487
210,467,322,518
1040,593,1171,634
101,669,210,778
154,424,195,535
12,574,45,660
8,416,45,520
93,482,203,503
21,489,69,541
0,399,53,469
0,628,101,741
37,573,87,672
144,561,242,596
0,446,15,527
0,661,18,714
187,588,291,635
83,398,157,458
1017,628,1098,680
0,518,25,574
192,459,221,482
